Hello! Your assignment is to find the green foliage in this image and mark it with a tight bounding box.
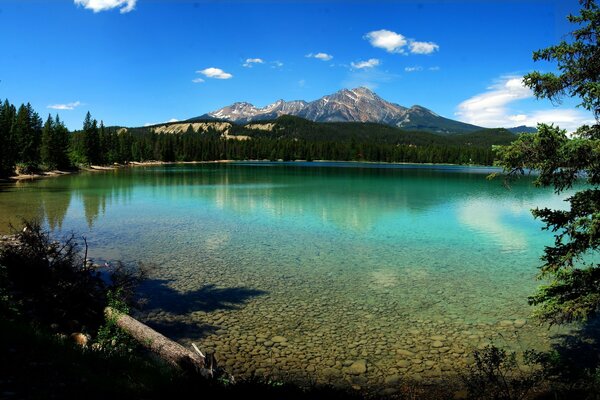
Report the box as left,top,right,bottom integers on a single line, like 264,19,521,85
95,289,139,356
0,98,515,175
524,1,600,118
463,345,546,400
0,97,517,178
119,116,512,165
14,103,42,168
70,111,101,166
494,0,600,324
0,220,107,327
0,99,17,176
0,220,144,331
41,114,71,170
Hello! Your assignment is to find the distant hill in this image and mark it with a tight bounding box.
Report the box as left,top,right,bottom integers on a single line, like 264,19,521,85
507,125,537,134
131,115,516,148
190,87,485,134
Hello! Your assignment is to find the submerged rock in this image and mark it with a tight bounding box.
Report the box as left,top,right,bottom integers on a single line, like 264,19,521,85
346,359,367,375
514,319,527,328
384,374,400,385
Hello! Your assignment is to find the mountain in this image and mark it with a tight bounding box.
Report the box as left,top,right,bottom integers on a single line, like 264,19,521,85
192,87,484,134
206,100,308,122
507,125,537,134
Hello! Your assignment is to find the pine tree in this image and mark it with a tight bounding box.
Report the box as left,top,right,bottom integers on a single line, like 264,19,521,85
495,0,600,324
85,116,100,165
53,115,71,170
41,114,55,169
12,103,42,171
0,99,17,176
71,111,100,165
40,114,70,170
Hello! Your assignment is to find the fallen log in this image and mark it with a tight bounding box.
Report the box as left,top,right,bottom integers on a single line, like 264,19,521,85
104,307,211,377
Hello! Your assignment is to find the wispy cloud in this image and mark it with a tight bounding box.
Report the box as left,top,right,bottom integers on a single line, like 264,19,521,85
409,41,439,54
243,58,265,68
47,101,81,110
342,69,398,91
455,75,594,131
364,29,439,55
74,0,136,13
351,58,380,69
429,66,440,71
192,77,205,83
456,76,533,127
306,52,333,61
404,66,423,72
271,61,284,68
197,67,233,80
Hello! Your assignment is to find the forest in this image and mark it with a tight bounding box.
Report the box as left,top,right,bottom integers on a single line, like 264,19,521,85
0,99,518,178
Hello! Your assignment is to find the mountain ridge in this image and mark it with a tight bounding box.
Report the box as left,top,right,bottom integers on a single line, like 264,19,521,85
191,87,485,134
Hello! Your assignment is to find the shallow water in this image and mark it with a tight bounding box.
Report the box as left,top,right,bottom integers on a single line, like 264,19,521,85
0,162,573,390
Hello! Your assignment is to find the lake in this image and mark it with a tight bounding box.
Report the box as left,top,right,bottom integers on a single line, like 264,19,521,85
0,162,570,389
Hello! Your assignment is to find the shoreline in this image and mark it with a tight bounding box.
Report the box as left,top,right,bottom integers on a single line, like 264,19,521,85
2,159,496,183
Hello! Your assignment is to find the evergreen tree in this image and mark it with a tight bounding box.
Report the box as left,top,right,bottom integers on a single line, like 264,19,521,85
12,103,42,170
495,0,600,324
71,111,100,165
41,114,55,169
83,112,100,165
0,99,17,176
53,115,71,170
41,114,70,170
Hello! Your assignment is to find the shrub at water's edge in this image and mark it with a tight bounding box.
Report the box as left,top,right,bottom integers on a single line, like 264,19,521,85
0,221,370,398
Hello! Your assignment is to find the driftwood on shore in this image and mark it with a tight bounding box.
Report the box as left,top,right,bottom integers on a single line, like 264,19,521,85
104,307,212,377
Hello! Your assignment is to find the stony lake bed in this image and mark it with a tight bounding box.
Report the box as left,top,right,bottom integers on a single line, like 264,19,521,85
0,162,571,392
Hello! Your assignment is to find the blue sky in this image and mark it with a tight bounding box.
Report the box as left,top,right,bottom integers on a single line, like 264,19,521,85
0,0,592,131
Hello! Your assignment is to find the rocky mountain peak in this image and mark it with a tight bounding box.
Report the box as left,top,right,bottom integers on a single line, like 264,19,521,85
200,88,483,133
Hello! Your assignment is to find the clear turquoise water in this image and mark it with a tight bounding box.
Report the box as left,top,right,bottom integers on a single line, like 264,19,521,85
0,162,572,388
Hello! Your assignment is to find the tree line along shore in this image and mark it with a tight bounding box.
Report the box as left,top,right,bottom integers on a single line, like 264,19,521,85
0,99,515,180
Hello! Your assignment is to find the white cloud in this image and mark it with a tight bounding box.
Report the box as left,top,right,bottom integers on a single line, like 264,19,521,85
272,61,284,68
456,75,594,132
409,41,439,54
364,30,407,54
192,78,205,83
197,67,233,80
47,101,81,110
351,58,380,69
404,66,423,72
456,76,533,127
508,109,595,133
365,29,439,55
74,0,136,13
167,118,179,123
306,52,333,61
243,58,265,68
